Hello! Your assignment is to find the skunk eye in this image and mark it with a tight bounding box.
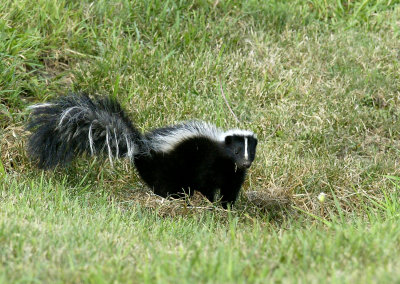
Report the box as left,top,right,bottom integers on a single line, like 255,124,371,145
235,150,239,155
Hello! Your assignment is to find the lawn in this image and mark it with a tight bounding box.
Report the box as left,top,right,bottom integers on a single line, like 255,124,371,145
1,0,400,282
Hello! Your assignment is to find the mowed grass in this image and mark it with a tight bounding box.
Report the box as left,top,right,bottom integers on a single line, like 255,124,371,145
1,0,400,282
2,176,400,283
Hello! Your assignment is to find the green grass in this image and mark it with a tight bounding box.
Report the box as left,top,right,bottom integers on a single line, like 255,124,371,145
1,176,400,283
1,0,400,282
1,175,400,283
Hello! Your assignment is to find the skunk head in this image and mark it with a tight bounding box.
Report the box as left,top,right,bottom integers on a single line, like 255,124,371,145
224,133,257,169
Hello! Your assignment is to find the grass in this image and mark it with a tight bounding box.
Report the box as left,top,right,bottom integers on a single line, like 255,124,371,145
1,175,400,283
1,0,400,282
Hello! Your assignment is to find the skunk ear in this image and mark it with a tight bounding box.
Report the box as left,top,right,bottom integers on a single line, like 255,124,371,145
225,135,233,145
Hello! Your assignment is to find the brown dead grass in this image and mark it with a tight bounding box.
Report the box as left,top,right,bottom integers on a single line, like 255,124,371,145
0,125,29,174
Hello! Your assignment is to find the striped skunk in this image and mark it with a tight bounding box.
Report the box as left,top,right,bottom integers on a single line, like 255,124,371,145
27,94,258,208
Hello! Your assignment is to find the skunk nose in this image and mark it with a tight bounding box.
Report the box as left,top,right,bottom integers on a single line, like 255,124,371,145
243,161,251,168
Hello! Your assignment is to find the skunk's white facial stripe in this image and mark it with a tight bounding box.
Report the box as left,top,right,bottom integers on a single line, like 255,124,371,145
244,137,248,160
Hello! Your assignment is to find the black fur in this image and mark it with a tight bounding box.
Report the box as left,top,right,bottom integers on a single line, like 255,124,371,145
27,94,258,208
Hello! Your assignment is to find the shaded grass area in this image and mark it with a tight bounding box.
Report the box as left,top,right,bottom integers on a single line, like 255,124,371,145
1,0,400,282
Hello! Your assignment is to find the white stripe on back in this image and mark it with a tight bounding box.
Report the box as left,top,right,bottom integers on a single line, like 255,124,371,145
149,121,255,153
222,129,256,139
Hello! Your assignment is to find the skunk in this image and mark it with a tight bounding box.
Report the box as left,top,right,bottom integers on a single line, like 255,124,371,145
27,94,258,208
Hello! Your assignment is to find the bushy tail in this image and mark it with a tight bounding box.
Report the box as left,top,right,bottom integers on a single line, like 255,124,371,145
27,94,144,169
